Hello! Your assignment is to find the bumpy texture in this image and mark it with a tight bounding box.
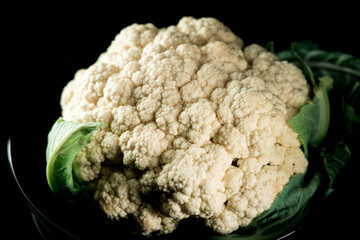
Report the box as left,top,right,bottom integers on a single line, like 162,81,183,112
61,17,310,235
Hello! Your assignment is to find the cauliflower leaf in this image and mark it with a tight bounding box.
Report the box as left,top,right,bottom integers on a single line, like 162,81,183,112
288,76,333,156
46,117,102,195
321,142,351,195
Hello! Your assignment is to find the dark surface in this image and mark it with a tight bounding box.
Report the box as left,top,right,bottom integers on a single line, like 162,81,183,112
3,2,360,239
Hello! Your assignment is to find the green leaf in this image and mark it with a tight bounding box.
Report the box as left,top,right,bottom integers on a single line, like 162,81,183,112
288,77,333,156
322,142,351,191
46,117,102,195
343,99,360,134
343,82,360,135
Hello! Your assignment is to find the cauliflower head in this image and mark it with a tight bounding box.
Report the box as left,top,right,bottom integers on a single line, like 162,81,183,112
60,17,310,235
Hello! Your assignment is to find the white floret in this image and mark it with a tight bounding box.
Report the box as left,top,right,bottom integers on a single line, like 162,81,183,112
119,123,168,170
94,166,142,221
244,44,310,119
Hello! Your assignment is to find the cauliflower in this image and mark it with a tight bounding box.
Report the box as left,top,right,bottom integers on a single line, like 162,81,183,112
59,17,310,235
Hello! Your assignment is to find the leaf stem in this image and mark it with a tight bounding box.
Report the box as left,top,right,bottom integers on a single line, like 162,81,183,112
307,61,360,78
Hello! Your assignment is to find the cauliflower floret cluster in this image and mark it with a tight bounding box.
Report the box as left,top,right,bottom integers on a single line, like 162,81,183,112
61,17,310,235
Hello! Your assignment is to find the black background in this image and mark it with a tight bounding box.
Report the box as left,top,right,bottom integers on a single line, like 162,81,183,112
2,2,360,239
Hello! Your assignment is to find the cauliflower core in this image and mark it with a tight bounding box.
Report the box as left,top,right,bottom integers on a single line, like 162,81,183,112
61,17,310,235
